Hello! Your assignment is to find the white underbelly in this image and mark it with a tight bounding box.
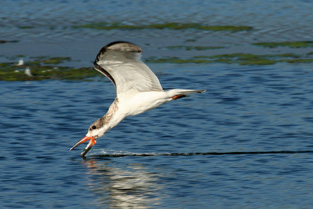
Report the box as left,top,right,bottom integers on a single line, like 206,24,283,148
119,91,170,116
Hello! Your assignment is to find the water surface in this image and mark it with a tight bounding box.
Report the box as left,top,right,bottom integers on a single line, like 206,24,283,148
1,0,313,208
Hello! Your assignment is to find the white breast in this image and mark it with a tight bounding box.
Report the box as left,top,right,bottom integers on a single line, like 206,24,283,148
118,91,170,117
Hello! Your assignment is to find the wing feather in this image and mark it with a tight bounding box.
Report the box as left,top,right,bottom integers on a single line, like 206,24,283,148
94,41,163,96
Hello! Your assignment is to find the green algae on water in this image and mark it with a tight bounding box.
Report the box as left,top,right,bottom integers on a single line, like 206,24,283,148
0,40,19,44
0,65,99,81
18,26,35,29
2,51,313,81
306,51,313,56
145,56,212,64
0,56,98,81
73,22,253,31
253,41,313,48
146,53,313,65
32,56,71,65
165,46,224,50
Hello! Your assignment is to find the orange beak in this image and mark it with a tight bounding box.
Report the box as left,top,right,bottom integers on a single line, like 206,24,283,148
69,136,96,157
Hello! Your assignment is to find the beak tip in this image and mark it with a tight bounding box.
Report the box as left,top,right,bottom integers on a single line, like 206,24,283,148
70,136,96,157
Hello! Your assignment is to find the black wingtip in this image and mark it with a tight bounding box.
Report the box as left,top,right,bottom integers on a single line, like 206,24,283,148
106,41,136,48
96,41,142,62
93,61,116,86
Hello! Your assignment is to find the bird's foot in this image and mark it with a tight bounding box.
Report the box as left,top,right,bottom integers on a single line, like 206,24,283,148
172,94,186,100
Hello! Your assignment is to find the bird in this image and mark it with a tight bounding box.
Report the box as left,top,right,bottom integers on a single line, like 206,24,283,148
24,67,33,77
17,59,24,66
69,41,205,157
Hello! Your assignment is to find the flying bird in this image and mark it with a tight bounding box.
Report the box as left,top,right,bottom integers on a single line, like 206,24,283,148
70,41,205,157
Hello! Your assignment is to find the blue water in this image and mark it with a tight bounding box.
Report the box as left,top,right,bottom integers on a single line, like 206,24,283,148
1,0,313,208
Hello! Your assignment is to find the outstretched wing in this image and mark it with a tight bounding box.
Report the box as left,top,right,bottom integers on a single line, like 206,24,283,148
94,41,163,96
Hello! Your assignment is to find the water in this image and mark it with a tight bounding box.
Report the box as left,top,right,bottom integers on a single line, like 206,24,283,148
1,0,313,208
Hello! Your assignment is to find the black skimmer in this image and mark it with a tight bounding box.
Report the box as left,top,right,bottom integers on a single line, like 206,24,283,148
70,41,205,157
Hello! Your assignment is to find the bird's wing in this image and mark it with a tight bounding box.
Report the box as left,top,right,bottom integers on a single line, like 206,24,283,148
94,41,163,96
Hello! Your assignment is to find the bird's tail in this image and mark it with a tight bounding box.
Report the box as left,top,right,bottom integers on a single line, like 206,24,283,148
166,89,206,100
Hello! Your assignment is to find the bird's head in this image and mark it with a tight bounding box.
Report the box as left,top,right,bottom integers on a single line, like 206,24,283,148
69,118,108,157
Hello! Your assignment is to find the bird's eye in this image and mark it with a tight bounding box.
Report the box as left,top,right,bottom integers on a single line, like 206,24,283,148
92,125,97,130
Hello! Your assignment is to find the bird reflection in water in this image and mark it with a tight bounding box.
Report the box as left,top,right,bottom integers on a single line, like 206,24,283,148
82,159,163,208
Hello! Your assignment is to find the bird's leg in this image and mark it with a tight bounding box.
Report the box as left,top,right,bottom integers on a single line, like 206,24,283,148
172,94,186,100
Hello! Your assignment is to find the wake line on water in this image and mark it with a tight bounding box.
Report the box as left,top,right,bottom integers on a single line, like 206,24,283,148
88,150,313,158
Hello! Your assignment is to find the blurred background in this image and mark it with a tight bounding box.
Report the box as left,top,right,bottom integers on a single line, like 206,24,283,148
1,0,313,208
